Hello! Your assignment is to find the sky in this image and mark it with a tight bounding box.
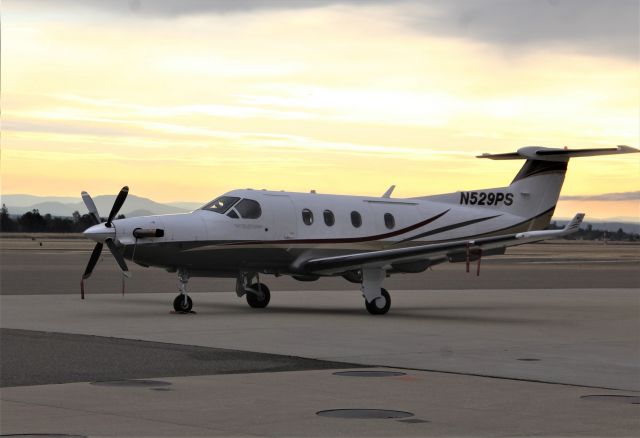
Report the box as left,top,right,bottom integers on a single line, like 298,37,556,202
1,0,639,219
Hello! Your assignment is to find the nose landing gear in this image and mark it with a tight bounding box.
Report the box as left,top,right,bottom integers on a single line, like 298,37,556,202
173,269,193,313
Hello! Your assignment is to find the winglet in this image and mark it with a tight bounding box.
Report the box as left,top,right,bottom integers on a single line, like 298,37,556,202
382,185,396,198
561,213,585,235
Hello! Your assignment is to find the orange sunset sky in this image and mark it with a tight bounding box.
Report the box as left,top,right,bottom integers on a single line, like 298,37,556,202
1,0,638,220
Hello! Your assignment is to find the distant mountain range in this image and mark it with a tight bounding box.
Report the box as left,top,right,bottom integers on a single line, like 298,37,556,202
1,194,203,218
2,194,638,234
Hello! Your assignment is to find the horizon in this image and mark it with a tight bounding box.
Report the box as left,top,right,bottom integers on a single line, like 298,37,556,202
2,189,638,222
2,0,638,219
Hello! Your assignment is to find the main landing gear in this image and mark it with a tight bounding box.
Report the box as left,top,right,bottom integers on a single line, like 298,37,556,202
361,268,391,315
236,272,271,309
173,269,193,313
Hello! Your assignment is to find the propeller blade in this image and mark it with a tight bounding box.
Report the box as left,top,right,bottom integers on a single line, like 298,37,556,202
105,238,131,278
82,242,103,279
106,186,129,227
81,191,100,224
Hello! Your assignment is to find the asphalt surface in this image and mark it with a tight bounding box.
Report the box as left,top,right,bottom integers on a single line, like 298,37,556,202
0,328,359,387
1,238,638,436
1,239,639,295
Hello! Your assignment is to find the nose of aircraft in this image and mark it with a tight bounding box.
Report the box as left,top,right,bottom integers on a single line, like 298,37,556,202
83,223,116,243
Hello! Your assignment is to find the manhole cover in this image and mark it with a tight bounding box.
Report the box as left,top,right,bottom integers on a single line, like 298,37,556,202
91,380,171,388
517,358,540,362
317,409,414,419
333,371,406,377
581,395,640,405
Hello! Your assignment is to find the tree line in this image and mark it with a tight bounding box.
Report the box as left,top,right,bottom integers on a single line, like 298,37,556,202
0,204,125,233
1,204,637,240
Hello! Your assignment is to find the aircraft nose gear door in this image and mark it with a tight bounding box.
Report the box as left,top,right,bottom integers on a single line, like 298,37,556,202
264,194,297,241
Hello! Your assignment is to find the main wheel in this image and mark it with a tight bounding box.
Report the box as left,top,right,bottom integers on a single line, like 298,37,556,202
365,288,391,315
173,294,193,312
246,283,271,308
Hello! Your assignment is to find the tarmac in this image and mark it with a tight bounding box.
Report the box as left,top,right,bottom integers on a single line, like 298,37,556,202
1,238,639,436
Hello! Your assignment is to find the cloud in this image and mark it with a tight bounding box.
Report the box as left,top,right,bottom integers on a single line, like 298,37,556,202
412,0,639,59
560,191,640,201
10,0,638,59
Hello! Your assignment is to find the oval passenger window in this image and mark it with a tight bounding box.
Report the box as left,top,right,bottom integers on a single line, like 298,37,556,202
302,209,314,225
323,210,335,226
384,213,395,229
350,211,362,228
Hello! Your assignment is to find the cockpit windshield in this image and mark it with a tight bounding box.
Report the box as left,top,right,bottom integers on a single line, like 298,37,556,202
200,196,240,214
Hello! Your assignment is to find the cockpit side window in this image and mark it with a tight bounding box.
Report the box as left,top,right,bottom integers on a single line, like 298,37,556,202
234,199,262,219
201,196,240,214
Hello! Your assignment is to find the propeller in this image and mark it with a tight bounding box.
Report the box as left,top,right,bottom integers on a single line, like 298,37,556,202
80,186,130,298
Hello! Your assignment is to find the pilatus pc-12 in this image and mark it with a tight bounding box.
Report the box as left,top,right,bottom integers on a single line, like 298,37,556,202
80,145,637,315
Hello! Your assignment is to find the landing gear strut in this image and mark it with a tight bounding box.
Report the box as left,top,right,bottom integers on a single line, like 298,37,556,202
236,272,271,309
361,267,391,315
173,269,193,312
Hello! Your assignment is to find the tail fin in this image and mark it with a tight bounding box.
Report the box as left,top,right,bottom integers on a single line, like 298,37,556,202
477,145,637,229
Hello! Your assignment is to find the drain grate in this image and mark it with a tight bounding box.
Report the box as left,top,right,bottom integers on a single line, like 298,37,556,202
333,371,406,377
581,395,640,405
0,435,87,438
317,409,414,419
91,380,171,388
397,419,430,424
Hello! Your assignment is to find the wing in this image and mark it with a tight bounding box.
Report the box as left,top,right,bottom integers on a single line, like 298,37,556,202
299,213,585,274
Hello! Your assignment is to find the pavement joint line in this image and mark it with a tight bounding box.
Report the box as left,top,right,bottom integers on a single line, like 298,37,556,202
370,364,640,392
0,396,265,437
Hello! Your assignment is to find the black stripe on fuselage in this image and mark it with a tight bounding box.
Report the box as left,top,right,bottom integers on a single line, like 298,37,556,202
396,213,502,244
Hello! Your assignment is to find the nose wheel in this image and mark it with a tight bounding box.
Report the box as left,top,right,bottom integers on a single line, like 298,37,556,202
173,294,193,312
365,288,391,315
173,269,193,313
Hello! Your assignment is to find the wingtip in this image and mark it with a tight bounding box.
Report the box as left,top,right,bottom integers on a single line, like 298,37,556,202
617,145,639,153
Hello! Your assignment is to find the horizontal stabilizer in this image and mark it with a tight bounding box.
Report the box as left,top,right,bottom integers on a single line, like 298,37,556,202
479,145,638,161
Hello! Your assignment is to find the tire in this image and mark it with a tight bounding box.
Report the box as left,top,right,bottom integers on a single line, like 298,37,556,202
246,283,271,308
173,294,193,312
365,288,391,315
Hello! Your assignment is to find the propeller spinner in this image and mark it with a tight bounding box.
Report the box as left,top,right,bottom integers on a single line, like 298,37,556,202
80,186,131,298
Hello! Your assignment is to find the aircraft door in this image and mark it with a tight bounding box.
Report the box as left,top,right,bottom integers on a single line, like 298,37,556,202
265,194,297,241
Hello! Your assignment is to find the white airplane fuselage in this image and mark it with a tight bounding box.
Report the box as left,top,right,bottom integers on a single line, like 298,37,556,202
87,178,556,277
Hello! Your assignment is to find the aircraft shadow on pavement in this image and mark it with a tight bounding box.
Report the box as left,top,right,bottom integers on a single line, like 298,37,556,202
98,296,543,325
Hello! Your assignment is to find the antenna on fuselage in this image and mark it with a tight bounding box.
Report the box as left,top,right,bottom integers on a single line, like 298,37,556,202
382,185,395,198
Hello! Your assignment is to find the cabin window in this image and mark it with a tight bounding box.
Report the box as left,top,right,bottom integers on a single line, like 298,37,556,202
201,196,239,214
234,199,262,219
350,211,362,228
384,213,395,229
227,209,239,219
323,210,335,226
302,208,314,225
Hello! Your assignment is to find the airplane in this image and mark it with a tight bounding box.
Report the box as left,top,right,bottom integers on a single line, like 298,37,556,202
80,145,638,315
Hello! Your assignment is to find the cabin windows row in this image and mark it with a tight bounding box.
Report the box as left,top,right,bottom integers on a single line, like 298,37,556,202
300,209,394,229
